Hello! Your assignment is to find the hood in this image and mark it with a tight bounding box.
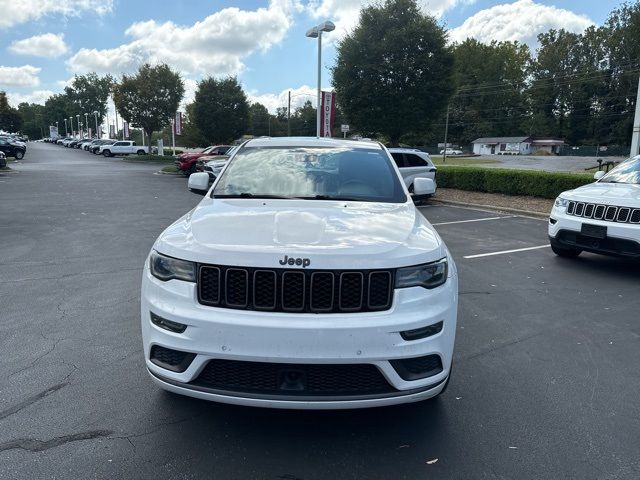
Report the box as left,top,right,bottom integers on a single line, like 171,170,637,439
565,182,640,206
155,199,445,270
179,152,205,160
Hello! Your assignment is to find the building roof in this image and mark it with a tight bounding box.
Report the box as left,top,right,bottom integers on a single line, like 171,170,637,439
472,136,531,144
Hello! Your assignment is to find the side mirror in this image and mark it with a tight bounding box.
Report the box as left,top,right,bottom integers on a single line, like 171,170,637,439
413,177,436,196
188,172,210,195
594,170,605,181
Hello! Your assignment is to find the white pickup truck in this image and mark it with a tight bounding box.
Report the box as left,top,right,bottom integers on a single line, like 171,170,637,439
99,141,148,157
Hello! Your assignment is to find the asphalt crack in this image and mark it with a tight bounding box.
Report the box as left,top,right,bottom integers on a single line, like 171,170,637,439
0,383,68,422
0,430,113,453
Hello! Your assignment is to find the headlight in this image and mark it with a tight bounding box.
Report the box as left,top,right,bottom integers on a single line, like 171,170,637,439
396,258,448,289
554,197,569,208
149,251,196,282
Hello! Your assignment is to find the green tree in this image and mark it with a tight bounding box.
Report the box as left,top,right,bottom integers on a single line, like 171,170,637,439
332,0,454,145
18,102,45,138
180,103,209,147
193,76,249,144
249,102,270,136
65,72,114,127
113,63,184,146
0,92,23,133
42,93,74,134
290,101,316,136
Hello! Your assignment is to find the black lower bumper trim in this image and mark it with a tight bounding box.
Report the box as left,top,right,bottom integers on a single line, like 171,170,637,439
551,231,640,258
148,368,447,402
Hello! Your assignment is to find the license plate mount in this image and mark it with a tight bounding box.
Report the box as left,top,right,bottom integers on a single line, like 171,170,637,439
581,223,607,239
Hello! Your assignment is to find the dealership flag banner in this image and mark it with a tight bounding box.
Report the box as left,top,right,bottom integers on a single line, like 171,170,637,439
320,91,336,137
123,122,130,139
109,124,115,139
175,112,183,135
49,125,58,138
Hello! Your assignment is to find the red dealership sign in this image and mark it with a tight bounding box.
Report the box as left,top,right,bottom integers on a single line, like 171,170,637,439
320,91,336,137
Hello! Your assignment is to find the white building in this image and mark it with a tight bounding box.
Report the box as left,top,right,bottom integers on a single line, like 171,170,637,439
472,136,565,155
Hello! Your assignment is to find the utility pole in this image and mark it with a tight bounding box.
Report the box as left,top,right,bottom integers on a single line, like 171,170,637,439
443,104,450,164
114,109,119,140
631,75,640,157
288,90,291,136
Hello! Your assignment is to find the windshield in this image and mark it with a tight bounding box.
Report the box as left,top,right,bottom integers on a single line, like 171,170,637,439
599,157,640,185
212,146,407,202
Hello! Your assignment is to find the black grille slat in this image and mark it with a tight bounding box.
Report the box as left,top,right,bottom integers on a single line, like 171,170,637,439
310,272,334,311
584,204,595,218
605,206,618,221
631,209,640,224
226,269,248,307
198,265,394,313
567,201,575,215
339,272,364,311
253,270,276,310
191,360,395,396
282,272,305,311
368,272,392,309
617,207,631,223
199,267,220,305
594,205,605,219
575,202,585,216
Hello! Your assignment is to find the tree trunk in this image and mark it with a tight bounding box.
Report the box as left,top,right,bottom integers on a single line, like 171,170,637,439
146,129,153,153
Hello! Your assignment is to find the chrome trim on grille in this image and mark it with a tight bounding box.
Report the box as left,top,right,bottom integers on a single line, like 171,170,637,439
565,202,639,225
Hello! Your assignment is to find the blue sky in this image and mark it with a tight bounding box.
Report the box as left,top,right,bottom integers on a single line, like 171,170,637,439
0,0,624,111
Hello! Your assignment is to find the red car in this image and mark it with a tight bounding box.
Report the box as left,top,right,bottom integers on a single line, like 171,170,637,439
176,145,232,175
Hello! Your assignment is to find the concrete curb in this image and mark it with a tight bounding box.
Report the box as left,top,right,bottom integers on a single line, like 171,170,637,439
156,170,182,176
430,198,550,220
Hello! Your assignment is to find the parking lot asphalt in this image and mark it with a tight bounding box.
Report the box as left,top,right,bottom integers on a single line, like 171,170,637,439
1,143,639,479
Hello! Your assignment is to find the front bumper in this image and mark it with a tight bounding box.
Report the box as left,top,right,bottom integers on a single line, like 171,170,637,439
549,207,640,258
141,264,458,409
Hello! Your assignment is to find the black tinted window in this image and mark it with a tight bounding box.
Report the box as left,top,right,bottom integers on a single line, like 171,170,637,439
390,152,405,168
405,154,428,167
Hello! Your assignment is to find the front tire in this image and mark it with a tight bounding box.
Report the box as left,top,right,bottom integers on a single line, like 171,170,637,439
137,150,145,155
14,150,24,160
102,150,112,157
551,244,582,258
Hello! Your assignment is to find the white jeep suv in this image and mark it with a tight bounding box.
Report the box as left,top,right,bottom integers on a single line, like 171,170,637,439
387,148,437,198
141,137,458,409
549,156,640,258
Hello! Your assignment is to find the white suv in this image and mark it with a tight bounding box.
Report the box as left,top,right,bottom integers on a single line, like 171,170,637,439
141,137,457,409
549,156,640,258
387,148,437,198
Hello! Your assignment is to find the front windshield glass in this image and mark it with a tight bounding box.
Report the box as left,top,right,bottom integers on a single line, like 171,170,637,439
212,146,407,203
599,157,640,185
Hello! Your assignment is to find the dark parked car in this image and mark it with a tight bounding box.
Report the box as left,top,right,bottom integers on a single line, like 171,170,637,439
0,138,26,159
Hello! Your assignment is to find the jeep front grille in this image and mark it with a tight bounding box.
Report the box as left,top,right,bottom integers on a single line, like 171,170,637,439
198,265,393,313
566,201,640,225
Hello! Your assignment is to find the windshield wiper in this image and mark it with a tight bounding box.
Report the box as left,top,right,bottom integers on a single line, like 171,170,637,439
214,193,291,199
296,194,367,201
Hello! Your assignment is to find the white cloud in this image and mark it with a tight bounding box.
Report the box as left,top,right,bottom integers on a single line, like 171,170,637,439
6,90,54,106
449,0,593,48
9,33,69,58
306,0,474,40
248,85,332,113
0,0,112,28
67,1,297,77
0,65,41,87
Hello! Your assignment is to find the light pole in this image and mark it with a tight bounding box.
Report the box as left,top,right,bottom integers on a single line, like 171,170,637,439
76,115,81,138
64,118,68,136
55,121,59,138
84,113,89,137
69,116,74,136
306,20,335,138
93,111,99,138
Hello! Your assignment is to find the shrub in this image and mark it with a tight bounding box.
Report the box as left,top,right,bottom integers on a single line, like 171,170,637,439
436,166,593,199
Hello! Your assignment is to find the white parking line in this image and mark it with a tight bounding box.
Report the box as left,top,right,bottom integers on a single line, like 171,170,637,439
464,244,550,259
432,216,513,226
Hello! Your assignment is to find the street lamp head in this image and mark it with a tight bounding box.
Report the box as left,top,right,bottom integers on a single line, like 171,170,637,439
318,21,335,32
305,26,319,38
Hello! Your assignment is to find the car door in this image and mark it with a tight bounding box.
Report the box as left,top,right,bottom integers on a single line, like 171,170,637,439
390,152,408,185
0,139,8,155
401,153,436,188
112,141,127,153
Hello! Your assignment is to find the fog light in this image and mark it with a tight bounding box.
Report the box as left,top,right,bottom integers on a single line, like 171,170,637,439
150,312,187,333
400,321,443,341
549,217,557,225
